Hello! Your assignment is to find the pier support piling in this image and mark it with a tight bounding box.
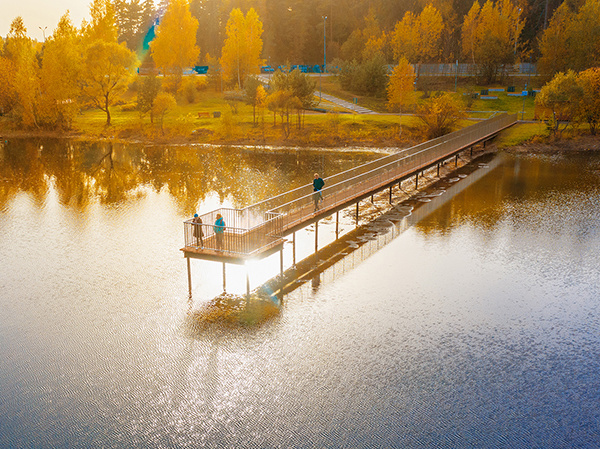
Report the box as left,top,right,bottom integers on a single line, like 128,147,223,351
437,163,440,177
280,247,284,277
415,172,419,188
455,154,459,167
186,257,192,297
246,270,250,299
315,220,319,253
292,231,296,266
335,211,339,239
355,201,360,227
222,262,227,292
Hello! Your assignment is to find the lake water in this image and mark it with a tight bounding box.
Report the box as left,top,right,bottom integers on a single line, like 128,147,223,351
1,139,599,448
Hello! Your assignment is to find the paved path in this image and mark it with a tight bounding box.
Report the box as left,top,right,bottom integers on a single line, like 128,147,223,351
257,74,377,115
315,92,377,114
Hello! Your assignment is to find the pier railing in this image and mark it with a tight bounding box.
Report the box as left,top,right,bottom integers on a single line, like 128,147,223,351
184,113,516,256
184,208,283,255
243,113,516,220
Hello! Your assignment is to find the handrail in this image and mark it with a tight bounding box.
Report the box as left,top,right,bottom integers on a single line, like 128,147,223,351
268,113,516,215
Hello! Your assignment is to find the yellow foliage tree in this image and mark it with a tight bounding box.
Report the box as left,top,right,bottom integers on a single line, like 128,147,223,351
5,17,39,128
82,0,118,43
81,41,138,126
220,8,264,89
387,57,416,114
537,3,574,76
538,0,600,77
417,92,465,138
570,0,600,71
38,13,82,129
79,0,138,126
0,56,17,115
152,91,177,134
577,67,600,134
460,0,524,83
340,9,388,63
150,0,200,88
391,4,444,63
535,70,582,136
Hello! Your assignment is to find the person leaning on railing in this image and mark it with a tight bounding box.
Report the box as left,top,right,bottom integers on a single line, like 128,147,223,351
313,173,324,211
214,213,226,249
192,213,204,248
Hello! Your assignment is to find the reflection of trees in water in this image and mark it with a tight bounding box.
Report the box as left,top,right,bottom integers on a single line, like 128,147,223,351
0,139,379,212
0,139,50,210
414,154,584,236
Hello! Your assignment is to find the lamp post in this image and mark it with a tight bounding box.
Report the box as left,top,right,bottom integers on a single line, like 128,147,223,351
320,15,327,102
39,26,47,42
323,15,327,73
514,8,521,55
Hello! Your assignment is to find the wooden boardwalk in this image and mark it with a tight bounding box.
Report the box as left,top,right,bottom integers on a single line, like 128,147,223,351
182,113,517,262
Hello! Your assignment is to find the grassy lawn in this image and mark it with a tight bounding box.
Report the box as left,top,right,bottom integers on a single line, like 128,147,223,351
0,73,555,148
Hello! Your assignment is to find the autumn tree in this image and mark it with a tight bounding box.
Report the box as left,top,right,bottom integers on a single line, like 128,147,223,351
538,0,600,77
577,68,600,135
82,0,118,43
152,91,177,133
114,0,155,51
0,56,17,116
535,70,583,137
391,4,444,64
80,0,138,126
220,8,264,89
340,8,388,63
387,57,416,114
4,17,39,127
269,68,316,129
244,76,263,126
38,13,82,129
150,0,199,89
256,84,267,138
460,0,524,83
81,41,138,126
537,2,575,77
417,92,465,138
137,72,162,123
338,52,388,97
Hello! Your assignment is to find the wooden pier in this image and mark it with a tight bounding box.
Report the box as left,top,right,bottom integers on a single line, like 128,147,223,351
182,113,517,295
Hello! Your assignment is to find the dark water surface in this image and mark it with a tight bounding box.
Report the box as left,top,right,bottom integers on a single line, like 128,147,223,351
1,139,599,448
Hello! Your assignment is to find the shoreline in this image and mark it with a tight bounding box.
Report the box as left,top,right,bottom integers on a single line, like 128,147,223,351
2,126,599,154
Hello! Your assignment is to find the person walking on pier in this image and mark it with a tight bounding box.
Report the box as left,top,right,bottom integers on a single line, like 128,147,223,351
214,213,226,249
192,213,204,248
313,173,325,211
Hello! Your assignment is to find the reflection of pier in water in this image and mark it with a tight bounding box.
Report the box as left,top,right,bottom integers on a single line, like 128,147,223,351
258,153,503,301
182,114,516,298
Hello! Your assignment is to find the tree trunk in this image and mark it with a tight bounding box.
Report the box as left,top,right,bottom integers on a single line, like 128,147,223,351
105,94,111,127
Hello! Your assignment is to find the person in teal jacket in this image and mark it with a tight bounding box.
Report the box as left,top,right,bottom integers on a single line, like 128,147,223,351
312,173,325,211
214,213,225,249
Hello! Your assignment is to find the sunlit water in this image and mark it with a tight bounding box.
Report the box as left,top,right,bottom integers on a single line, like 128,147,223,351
1,139,599,448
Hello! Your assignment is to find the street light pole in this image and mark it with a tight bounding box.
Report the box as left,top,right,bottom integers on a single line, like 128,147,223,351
514,9,521,55
39,26,47,42
323,16,327,73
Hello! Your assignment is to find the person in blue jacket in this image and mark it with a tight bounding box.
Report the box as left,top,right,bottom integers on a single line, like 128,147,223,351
214,213,225,249
312,173,325,211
